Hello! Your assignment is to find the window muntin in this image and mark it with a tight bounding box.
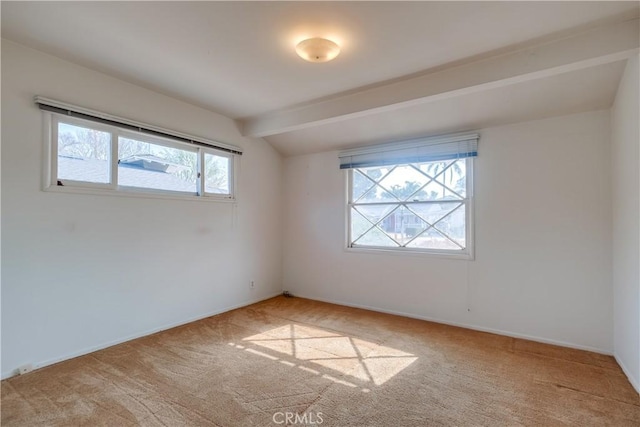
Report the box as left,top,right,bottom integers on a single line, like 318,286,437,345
348,158,472,255
49,114,236,200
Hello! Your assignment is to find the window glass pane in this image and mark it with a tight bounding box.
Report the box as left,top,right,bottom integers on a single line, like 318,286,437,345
354,204,397,225
418,159,466,200
204,153,230,194
57,122,110,183
351,207,399,247
350,207,372,242
349,158,469,253
379,206,429,246
354,227,398,247
118,137,197,193
406,228,461,250
408,202,463,228
358,185,397,203
352,212,399,247
431,205,466,247
378,165,429,201
352,167,388,201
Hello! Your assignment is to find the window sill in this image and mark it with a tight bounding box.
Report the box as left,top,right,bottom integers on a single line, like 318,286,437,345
43,184,236,204
344,246,474,260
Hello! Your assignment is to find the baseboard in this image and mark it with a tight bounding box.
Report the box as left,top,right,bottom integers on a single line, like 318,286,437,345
1,292,281,380
293,293,614,356
614,353,640,394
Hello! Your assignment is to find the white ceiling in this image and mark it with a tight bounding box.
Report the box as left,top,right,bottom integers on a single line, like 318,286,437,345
2,2,638,156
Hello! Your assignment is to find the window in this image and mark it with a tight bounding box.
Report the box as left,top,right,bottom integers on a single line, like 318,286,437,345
341,133,477,257
117,136,198,193
204,152,231,195
40,97,240,200
57,122,111,184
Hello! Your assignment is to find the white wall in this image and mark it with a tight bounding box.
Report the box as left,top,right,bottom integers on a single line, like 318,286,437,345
283,110,613,353
1,40,283,378
611,55,640,392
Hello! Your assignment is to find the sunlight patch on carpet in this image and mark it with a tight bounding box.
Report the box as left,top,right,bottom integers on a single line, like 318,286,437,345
236,324,417,387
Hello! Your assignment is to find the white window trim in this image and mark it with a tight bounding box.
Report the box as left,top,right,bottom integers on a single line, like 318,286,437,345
50,114,115,190
202,150,235,198
43,112,239,203
344,158,475,260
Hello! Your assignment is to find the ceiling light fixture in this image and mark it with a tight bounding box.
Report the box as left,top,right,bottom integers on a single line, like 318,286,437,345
296,38,340,63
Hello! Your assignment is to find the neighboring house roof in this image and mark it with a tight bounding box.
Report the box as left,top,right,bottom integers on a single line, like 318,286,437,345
58,156,195,193
119,154,187,173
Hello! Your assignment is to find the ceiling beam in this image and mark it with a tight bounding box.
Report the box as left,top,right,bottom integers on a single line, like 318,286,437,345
240,18,639,138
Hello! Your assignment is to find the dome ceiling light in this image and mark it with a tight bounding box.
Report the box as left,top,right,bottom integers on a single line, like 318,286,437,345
295,38,340,63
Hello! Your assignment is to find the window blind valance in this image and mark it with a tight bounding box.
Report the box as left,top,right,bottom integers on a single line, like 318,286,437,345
35,96,243,155
338,133,478,169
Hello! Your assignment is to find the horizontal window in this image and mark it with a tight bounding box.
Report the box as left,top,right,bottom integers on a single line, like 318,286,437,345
45,112,238,200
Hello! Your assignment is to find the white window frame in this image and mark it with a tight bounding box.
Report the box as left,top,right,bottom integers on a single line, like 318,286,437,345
50,114,115,190
201,150,235,198
345,158,475,260
43,112,238,202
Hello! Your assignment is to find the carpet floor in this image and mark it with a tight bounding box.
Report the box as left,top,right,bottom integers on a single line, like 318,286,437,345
2,296,639,426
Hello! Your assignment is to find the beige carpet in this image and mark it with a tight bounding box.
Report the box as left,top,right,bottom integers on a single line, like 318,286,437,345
2,296,639,426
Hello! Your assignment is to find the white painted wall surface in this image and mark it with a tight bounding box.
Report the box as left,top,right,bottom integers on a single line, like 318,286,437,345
1,40,283,378
611,55,640,392
283,110,613,353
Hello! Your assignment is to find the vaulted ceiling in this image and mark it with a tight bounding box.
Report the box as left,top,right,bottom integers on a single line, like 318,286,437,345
2,2,639,156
